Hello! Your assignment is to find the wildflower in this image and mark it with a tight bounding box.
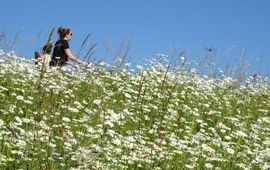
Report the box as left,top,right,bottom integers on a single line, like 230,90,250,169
192,112,200,116
136,65,143,70
263,163,270,170
15,116,22,125
227,148,235,155
17,140,27,147
115,148,122,154
0,119,4,127
67,107,79,113
60,163,66,167
87,127,94,133
74,101,84,109
202,144,215,154
234,130,248,138
24,100,32,104
55,112,60,116
205,163,213,169
180,56,185,61
107,110,120,122
21,118,31,123
123,109,133,116
124,93,132,99
137,164,143,168
93,99,101,105
64,142,72,148
84,108,93,115
224,136,232,140
0,85,8,91
112,138,121,146
16,95,24,101
185,164,195,169
11,150,23,156
62,117,71,122
0,49,4,56
49,142,56,148
104,120,114,128
220,129,226,133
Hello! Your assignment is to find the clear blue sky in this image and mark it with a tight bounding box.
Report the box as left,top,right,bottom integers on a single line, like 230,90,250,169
0,0,270,75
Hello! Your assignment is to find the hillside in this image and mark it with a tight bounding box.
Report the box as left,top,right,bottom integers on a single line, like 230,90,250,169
0,50,270,169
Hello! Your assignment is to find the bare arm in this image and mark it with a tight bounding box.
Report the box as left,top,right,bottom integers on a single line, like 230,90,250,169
64,48,86,65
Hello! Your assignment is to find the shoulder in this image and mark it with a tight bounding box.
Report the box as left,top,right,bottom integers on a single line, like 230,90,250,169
43,54,51,58
61,39,68,43
62,40,69,48
54,40,61,45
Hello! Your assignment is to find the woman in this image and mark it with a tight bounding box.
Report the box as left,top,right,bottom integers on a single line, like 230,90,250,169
51,27,87,67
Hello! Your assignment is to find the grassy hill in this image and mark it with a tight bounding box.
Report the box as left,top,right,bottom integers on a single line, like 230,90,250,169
0,50,269,169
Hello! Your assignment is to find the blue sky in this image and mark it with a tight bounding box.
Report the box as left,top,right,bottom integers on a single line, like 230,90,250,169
0,0,270,75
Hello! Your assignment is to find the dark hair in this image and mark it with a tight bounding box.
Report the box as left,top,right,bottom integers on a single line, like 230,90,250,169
42,43,52,54
34,51,41,59
58,27,71,39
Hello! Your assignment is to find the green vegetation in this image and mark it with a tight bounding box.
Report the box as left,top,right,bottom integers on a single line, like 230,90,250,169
0,50,269,169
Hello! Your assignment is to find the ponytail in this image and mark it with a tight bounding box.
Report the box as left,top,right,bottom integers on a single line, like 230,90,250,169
57,27,71,39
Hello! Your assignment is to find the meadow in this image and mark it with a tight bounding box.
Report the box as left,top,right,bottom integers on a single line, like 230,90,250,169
0,49,269,169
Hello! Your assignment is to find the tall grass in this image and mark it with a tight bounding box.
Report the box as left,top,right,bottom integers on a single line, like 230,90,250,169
0,48,269,169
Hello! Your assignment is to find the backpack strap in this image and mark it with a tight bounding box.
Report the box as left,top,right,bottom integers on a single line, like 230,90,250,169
51,40,63,66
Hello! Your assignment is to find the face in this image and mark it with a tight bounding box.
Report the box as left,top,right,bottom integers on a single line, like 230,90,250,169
66,32,73,40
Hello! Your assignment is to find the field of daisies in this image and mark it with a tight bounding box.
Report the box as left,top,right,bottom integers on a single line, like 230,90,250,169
0,49,270,170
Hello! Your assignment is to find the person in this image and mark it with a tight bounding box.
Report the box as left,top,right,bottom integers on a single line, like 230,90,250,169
50,27,87,67
34,43,52,69
34,51,42,65
42,43,52,69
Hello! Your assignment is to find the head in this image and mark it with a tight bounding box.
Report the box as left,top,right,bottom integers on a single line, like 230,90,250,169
42,43,52,54
58,27,73,40
35,51,41,59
